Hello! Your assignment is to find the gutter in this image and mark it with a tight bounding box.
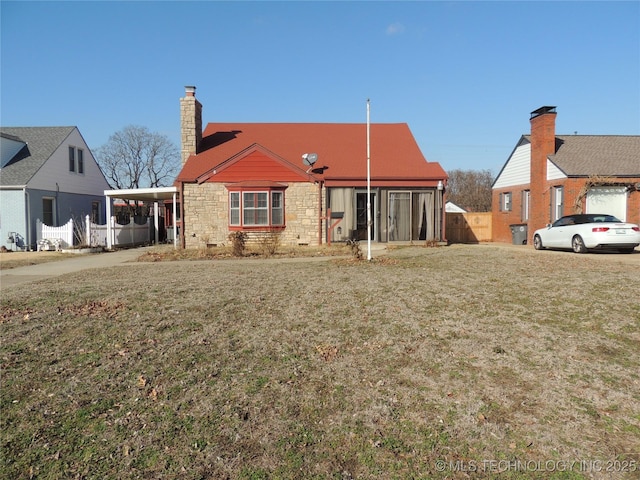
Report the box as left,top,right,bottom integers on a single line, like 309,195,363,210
318,181,324,245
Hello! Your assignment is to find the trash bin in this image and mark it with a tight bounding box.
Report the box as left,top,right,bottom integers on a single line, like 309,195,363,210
510,224,528,245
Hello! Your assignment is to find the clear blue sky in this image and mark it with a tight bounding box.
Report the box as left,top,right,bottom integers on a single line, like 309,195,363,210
2,1,639,176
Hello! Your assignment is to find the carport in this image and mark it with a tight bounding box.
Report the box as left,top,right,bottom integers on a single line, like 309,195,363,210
104,187,179,249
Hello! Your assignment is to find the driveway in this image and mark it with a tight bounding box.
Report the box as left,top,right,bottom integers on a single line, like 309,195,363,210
478,242,640,265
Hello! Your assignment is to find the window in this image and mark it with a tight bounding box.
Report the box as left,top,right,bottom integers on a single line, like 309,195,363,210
243,192,269,225
499,192,512,212
521,190,530,221
78,149,84,174
91,201,100,223
228,188,286,228
229,192,241,226
552,186,564,221
271,191,284,225
69,146,75,172
68,146,84,174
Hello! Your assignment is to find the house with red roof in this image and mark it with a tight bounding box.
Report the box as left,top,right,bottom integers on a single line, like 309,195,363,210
492,106,640,244
175,86,448,248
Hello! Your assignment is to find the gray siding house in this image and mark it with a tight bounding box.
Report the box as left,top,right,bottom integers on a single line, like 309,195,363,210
0,127,110,250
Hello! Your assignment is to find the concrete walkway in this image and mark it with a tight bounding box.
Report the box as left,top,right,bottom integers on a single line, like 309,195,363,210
0,243,391,291
0,247,152,290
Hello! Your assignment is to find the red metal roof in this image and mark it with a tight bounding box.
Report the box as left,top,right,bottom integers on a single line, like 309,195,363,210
176,122,447,187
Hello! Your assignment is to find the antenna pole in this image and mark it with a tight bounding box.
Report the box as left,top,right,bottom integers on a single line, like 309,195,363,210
366,99,372,261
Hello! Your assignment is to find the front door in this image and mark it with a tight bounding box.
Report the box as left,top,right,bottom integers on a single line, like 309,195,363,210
355,192,376,241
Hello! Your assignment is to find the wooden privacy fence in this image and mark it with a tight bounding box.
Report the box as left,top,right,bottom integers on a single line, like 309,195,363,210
446,212,492,243
37,215,151,249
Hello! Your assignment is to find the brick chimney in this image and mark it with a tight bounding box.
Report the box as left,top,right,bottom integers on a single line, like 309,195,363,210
180,85,203,166
529,106,557,239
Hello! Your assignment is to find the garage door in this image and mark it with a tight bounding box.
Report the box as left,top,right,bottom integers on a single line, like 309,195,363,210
586,187,627,221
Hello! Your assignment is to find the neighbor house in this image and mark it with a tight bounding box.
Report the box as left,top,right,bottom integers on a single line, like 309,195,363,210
0,127,110,250
175,86,448,248
492,106,640,244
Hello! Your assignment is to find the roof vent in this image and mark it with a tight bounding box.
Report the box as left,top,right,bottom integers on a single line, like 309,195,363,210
530,106,557,119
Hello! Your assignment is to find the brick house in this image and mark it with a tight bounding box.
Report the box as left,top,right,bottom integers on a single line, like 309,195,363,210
492,106,640,244
175,86,448,248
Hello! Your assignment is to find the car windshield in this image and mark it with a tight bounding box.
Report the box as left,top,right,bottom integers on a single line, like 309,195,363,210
552,217,576,227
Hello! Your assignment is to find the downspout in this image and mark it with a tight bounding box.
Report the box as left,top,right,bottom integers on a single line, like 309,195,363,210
318,181,323,245
55,183,60,226
439,180,447,243
24,187,31,250
179,181,185,249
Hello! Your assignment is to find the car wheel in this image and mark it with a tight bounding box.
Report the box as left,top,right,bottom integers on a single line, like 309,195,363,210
533,235,544,250
572,235,587,254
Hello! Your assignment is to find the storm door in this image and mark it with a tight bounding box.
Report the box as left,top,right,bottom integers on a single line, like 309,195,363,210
355,192,376,241
413,192,435,241
388,192,411,241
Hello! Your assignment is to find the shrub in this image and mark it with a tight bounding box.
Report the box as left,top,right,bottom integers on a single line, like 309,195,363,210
228,232,247,257
258,231,281,257
346,239,363,260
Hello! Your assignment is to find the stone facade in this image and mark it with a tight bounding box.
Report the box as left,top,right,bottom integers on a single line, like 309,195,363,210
182,181,325,248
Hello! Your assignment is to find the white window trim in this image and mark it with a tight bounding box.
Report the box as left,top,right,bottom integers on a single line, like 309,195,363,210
521,190,530,221
228,189,286,228
552,186,564,221
229,192,240,226
500,192,512,212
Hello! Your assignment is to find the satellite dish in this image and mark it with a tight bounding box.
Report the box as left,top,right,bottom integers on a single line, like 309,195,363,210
302,153,318,166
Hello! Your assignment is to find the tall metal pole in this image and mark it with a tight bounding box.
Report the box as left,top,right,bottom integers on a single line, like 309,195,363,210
366,99,372,261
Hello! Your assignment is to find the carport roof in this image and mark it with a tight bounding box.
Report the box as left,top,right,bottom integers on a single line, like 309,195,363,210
104,187,178,202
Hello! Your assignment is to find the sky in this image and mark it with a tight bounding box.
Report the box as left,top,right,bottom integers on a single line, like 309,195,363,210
1,0,639,176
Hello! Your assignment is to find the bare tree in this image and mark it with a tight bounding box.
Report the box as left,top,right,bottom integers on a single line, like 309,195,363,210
446,169,494,212
95,125,180,190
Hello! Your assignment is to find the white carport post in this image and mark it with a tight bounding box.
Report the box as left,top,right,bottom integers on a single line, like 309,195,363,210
172,191,177,249
154,201,159,244
105,191,113,250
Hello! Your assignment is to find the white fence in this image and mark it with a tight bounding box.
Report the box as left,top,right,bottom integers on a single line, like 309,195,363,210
37,215,151,250
36,218,74,250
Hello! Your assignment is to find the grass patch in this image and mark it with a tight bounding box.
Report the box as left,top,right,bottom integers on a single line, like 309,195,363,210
0,251,69,270
1,245,639,478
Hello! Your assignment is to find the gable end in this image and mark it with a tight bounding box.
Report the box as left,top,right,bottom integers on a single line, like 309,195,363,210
196,144,314,184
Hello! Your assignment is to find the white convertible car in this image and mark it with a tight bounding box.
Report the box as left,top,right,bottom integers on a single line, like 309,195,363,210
533,214,640,254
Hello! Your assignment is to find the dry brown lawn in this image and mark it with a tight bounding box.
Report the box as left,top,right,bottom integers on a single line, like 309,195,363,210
1,244,639,479
0,250,70,270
